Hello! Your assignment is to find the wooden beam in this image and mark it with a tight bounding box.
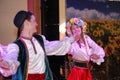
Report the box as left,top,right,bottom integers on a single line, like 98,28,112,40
28,0,41,34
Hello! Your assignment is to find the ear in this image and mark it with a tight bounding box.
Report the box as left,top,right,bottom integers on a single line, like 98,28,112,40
24,20,29,26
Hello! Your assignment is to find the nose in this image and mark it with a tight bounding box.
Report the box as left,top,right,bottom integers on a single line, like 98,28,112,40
36,22,38,26
75,28,78,31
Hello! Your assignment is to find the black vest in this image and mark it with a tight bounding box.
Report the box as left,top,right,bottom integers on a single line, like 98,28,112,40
12,34,53,80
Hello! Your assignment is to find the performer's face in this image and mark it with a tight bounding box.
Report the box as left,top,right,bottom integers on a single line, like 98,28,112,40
71,25,82,37
27,15,38,34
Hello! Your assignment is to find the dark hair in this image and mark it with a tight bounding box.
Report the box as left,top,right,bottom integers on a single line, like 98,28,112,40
14,10,34,38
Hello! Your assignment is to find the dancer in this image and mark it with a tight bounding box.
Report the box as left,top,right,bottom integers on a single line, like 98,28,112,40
66,18,105,80
0,10,75,80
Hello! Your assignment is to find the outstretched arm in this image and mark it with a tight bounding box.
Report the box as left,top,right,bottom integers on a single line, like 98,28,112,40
41,35,74,56
0,44,11,76
0,43,20,77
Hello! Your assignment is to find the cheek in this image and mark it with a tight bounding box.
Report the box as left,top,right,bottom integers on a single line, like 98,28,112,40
79,29,82,33
78,28,82,33
32,23,36,28
71,30,76,34
72,28,82,34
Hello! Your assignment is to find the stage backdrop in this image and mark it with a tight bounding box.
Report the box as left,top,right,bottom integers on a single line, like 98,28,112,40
66,0,120,80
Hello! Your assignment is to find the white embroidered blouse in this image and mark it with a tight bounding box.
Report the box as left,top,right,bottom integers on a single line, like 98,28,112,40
68,35,105,65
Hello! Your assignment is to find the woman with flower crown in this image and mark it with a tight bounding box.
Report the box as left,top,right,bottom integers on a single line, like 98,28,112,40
66,18,105,80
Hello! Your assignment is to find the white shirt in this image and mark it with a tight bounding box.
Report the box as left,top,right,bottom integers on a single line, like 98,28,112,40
0,35,74,77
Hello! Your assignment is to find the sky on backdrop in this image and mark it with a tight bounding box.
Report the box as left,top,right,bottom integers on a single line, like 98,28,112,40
66,0,120,20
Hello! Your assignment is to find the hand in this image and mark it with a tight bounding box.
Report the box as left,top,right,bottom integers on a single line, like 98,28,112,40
90,54,100,60
0,57,3,62
0,58,10,70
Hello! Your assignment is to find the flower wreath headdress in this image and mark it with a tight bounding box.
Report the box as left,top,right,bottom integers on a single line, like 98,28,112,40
66,18,87,36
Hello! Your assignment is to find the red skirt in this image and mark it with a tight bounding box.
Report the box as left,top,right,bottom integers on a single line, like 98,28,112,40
67,66,92,80
28,73,45,80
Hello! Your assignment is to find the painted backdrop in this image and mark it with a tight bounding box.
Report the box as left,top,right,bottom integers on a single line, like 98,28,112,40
66,0,120,80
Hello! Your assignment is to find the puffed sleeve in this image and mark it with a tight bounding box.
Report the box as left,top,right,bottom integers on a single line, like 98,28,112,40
41,35,74,56
0,43,20,77
0,44,7,57
85,35,105,65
